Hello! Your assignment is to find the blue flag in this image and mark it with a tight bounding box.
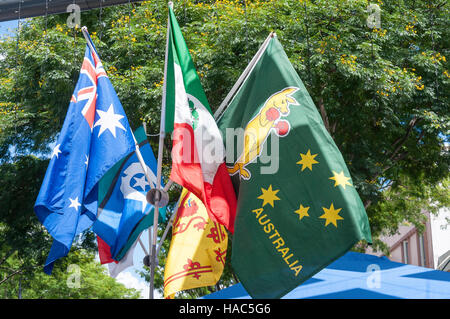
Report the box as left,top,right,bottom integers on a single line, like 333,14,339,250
93,126,165,262
34,36,136,274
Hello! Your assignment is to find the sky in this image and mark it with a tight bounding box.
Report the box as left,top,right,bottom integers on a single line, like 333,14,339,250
99,228,163,299
0,17,163,300
0,20,18,37
430,207,450,269
117,229,164,299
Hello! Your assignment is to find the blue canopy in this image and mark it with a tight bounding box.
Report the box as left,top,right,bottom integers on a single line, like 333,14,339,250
202,252,450,299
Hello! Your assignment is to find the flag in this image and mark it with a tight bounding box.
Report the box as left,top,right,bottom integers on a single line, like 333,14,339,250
97,234,138,278
108,240,138,278
164,188,228,299
93,126,165,264
34,35,136,274
217,35,372,298
163,5,237,232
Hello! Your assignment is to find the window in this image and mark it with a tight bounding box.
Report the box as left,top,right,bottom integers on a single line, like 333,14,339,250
419,234,426,267
402,240,409,264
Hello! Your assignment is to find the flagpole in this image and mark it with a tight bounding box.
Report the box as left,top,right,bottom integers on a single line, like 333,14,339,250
155,194,180,259
148,1,173,299
132,132,158,185
213,32,274,120
81,26,96,54
138,237,149,256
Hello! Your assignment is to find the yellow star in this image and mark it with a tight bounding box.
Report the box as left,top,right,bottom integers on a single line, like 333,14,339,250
329,170,352,189
294,204,310,220
296,149,319,171
257,185,281,208
319,203,344,227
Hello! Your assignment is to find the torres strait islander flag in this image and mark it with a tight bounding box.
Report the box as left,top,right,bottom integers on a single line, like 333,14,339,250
164,4,237,232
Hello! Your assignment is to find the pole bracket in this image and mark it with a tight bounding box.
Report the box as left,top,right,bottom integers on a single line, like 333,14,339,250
146,188,169,207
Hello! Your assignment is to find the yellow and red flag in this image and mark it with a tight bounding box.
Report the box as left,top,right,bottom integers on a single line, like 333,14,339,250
163,188,228,298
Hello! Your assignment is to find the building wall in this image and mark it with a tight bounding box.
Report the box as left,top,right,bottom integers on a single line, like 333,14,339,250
389,245,403,263
430,207,450,269
366,211,436,269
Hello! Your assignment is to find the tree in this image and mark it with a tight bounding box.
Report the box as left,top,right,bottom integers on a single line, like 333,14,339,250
0,0,448,298
1,248,140,299
0,155,101,295
369,175,450,254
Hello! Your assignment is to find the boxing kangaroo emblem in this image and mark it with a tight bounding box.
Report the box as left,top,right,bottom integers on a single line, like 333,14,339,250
228,87,299,180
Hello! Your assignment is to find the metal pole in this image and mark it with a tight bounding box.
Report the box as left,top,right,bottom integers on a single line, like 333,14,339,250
138,237,148,256
155,194,180,259
148,1,173,299
18,276,22,299
80,26,95,53
213,32,274,120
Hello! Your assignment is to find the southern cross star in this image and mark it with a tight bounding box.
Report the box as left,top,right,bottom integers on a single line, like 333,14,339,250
51,144,62,159
294,204,310,220
68,197,82,212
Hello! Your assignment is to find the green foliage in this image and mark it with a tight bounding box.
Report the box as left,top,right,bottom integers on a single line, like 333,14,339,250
1,249,140,299
369,175,450,255
0,0,448,298
0,155,101,297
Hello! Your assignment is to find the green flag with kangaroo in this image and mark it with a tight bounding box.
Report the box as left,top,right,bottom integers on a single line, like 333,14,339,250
217,35,372,299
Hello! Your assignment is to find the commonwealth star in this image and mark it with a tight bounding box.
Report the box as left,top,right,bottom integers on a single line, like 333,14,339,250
94,104,126,138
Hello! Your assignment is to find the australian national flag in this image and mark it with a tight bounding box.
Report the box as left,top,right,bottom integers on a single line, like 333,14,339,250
34,34,135,274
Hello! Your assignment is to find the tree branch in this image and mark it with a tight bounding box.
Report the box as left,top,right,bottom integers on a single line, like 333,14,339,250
389,117,420,162
0,261,40,286
0,249,16,267
417,130,425,144
317,96,331,134
331,121,337,135
381,152,409,176
367,117,422,194
372,118,420,182
0,268,23,285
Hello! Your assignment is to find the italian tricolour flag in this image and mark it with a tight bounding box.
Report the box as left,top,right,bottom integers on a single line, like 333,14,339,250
163,5,237,232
